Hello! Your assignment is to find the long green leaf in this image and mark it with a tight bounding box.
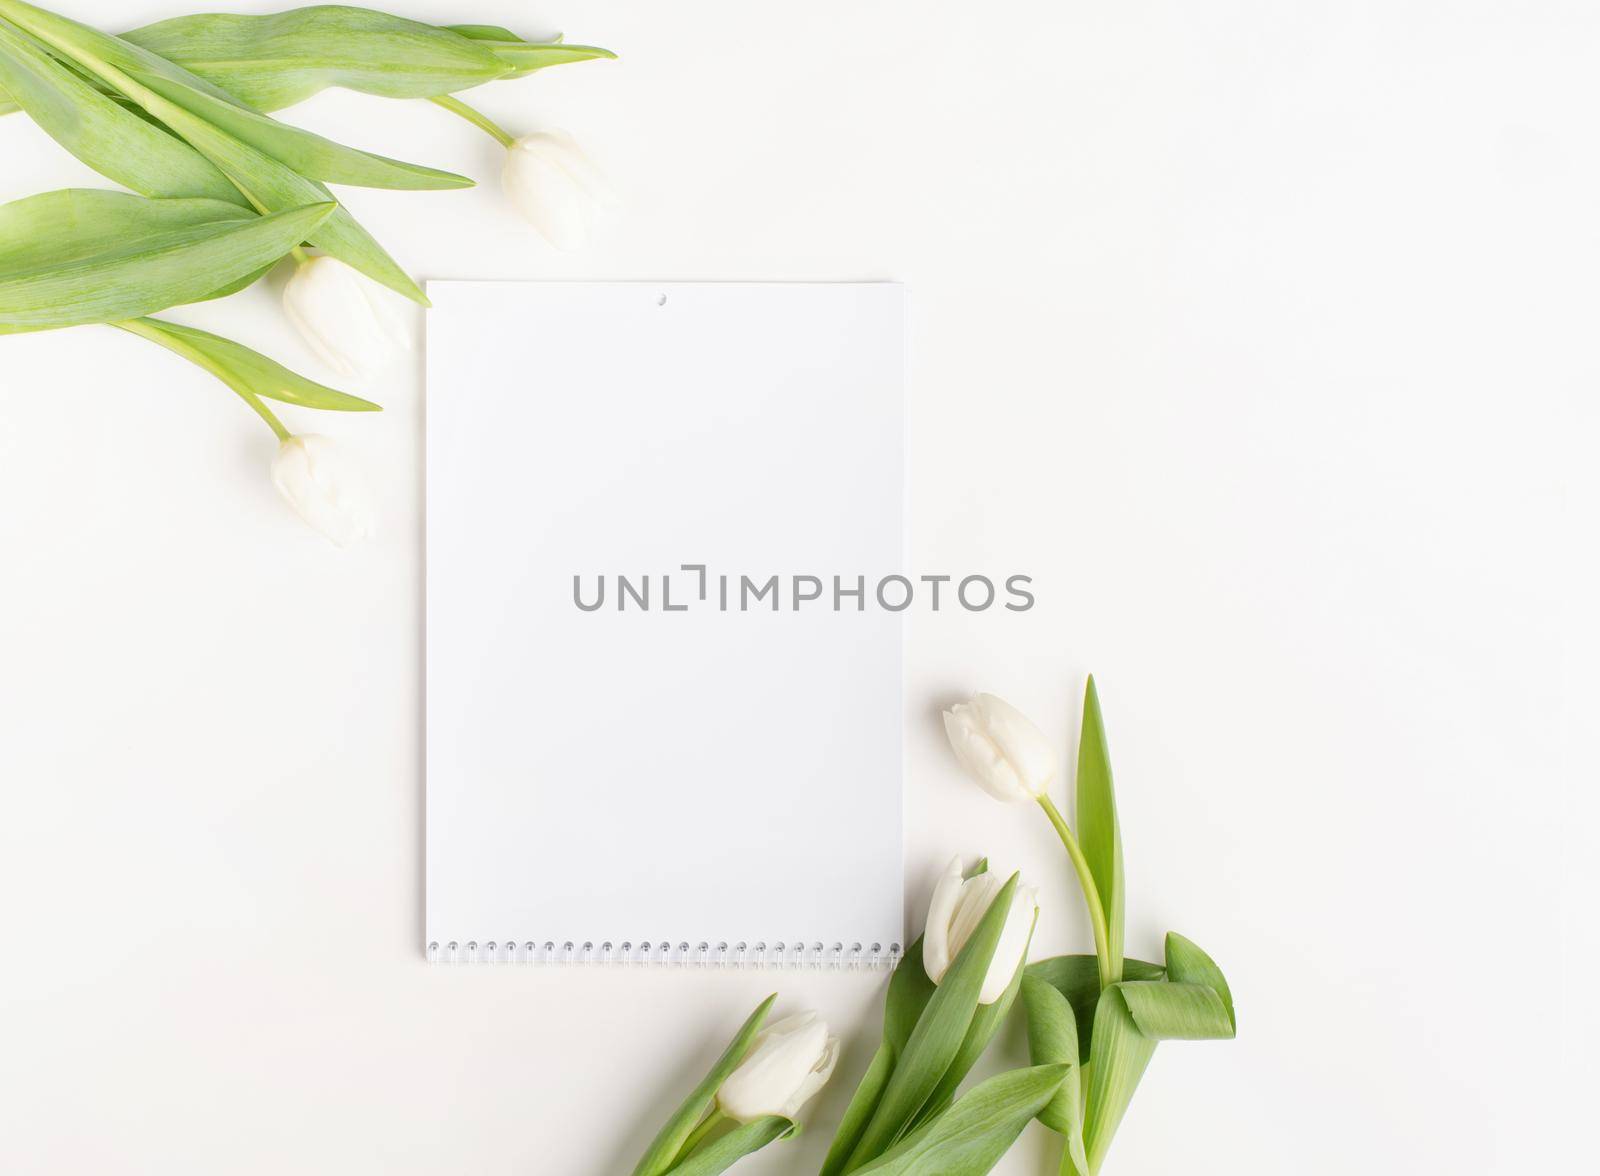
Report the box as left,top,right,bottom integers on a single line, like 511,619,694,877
118,317,381,413
1024,954,1164,1065
843,875,1019,1172
1081,986,1155,1175
629,995,775,1176
0,199,332,332
488,40,616,80
0,16,242,205
821,939,936,1176
666,1116,791,1176
120,7,611,111
0,0,427,303
911,913,1035,1130
41,11,474,191
883,937,938,1057
0,189,248,272
820,1043,895,1176
1021,975,1087,1174
1077,675,1125,979
853,1064,1071,1176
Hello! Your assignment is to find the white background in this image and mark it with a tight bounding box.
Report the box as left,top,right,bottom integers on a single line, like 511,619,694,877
0,2,1593,1173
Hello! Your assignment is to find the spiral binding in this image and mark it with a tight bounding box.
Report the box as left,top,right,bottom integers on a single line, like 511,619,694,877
425,938,903,969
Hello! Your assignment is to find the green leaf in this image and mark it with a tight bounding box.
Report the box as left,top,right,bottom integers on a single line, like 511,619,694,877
1115,982,1236,1041
666,1116,791,1176
61,19,474,191
852,1064,1072,1176
1165,932,1236,1032
1020,974,1087,1174
630,995,775,1176
883,937,938,1057
0,189,248,272
443,24,527,42
118,317,381,413
0,0,428,303
1077,675,1125,979
0,198,333,333
0,16,243,205
819,1043,895,1176
120,7,608,111
911,912,1036,1130
3,7,475,189
488,41,616,80
842,875,1019,1172
1082,986,1156,1175
1023,954,1165,1065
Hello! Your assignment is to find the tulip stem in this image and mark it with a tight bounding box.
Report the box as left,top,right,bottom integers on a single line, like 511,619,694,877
1036,794,1115,991
290,246,310,266
113,318,291,441
673,1108,726,1164
429,94,516,148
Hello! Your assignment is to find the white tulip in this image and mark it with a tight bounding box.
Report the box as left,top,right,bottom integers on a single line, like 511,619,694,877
923,857,1039,1004
270,434,375,547
943,693,1059,803
502,129,616,250
281,254,409,382
716,1011,840,1124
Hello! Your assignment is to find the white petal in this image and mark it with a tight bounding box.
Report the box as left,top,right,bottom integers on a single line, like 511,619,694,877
502,131,611,250
972,694,1058,797
270,434,375,547
978,885,1038,1004
716,1011,835,1123
921,855,967,984
281,256,407,383
943,698,1039,802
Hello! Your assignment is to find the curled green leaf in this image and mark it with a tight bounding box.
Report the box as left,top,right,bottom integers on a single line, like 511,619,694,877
1024,954,1165,1065
1020,974,1085,1173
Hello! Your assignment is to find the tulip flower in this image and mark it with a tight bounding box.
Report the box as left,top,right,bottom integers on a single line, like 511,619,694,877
943,693,1059,802
923,857,1039,1004
715,1010,840,1124
281,253,410,382
943,685,1120,992
271,434,375,547
501,128,617,250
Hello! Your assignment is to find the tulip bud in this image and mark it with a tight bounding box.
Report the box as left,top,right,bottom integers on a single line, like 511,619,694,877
922,857,1039,1004
716,1011,840,1124
270,434,375,547
502,129,616,250
943,693,1059,802
281,254,409,382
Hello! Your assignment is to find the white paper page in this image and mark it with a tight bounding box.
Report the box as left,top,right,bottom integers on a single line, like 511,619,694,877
426,282,905,962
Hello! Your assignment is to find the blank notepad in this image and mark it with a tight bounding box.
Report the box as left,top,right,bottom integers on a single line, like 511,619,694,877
426,282,905,966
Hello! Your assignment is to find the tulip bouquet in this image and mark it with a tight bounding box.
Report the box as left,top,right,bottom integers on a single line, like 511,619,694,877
944,681,1237,1175
0,1,614,542
619,678,1234,1176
